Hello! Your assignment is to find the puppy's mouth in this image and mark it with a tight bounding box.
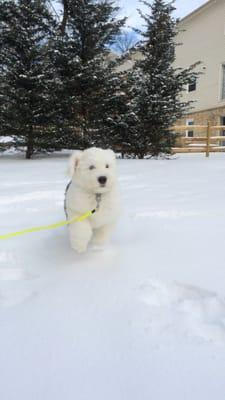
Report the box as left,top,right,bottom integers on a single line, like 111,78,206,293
98,184,107,191
96,183,110,193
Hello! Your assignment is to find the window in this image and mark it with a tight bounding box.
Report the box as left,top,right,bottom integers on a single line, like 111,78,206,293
222,65,225,100
220,116,225,146
188,80,196,92
186,119,194,138
221,116,225,130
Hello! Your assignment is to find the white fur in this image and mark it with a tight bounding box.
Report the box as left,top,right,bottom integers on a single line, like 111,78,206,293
65,147,121,253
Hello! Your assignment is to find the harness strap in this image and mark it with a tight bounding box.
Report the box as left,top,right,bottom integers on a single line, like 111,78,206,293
95,193,102,210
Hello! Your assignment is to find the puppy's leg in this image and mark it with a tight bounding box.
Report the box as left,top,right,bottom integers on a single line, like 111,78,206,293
69,220,92,253
92,223,115,246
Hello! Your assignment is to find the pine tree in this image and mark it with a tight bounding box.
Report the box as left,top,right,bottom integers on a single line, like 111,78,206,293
50,0,126,150
123,0,200,158
0,0,57,158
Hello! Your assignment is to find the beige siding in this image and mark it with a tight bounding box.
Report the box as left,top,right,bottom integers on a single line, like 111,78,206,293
175,0,225,112
116,51,143,72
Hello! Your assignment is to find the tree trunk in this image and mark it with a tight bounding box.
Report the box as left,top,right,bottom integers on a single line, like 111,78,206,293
60,0,69,35
26,127,34,159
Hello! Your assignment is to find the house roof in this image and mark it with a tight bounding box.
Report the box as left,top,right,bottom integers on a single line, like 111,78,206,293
180,0,220,24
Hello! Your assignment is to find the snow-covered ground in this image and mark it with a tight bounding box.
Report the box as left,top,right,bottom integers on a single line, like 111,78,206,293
1,152,225,400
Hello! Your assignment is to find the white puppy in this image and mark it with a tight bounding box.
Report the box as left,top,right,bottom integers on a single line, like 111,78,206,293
65,147,121,253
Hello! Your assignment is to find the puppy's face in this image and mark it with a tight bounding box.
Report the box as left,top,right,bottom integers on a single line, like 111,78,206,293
70,148,117,193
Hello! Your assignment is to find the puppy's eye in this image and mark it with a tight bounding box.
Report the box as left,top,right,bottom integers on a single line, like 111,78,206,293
106,164,109,168
89,165,95,170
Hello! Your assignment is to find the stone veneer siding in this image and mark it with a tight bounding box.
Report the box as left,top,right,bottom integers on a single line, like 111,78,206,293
175,106,225,137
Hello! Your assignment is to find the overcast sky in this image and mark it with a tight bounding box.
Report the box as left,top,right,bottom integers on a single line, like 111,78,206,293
117,0,207,27
54,0,208,27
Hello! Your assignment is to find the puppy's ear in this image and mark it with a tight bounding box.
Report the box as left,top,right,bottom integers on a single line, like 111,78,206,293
68,151,83,177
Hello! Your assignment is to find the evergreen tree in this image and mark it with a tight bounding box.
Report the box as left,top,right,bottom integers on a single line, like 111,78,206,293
0,0,57,158
123,0,200,158
50,0,127,149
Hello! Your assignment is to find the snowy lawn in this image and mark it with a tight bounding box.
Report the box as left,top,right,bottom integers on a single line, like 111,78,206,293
1,152,225,400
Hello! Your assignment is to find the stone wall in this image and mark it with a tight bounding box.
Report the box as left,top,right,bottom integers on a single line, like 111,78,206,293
176,106,225,138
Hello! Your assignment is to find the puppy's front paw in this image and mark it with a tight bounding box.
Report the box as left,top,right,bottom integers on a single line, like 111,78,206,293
92,237,107,246
71,240,88,254
92,224,114,246
69,220,92,254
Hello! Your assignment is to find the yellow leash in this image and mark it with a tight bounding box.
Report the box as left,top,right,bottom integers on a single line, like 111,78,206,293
0,209,96,240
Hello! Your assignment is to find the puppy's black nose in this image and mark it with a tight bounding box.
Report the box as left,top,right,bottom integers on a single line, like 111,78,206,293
98,176,107,185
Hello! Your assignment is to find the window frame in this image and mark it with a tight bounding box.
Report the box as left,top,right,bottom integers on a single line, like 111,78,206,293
221,64,225,100
187,80,197,93
186,119,194,138
220,116,225,146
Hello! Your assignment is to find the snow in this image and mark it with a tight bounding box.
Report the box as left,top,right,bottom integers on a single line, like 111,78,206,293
0,136,14,143
1,152,225,400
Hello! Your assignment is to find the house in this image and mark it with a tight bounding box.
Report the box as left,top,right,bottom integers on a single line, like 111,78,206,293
119,0,225,143
174,0,225,140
